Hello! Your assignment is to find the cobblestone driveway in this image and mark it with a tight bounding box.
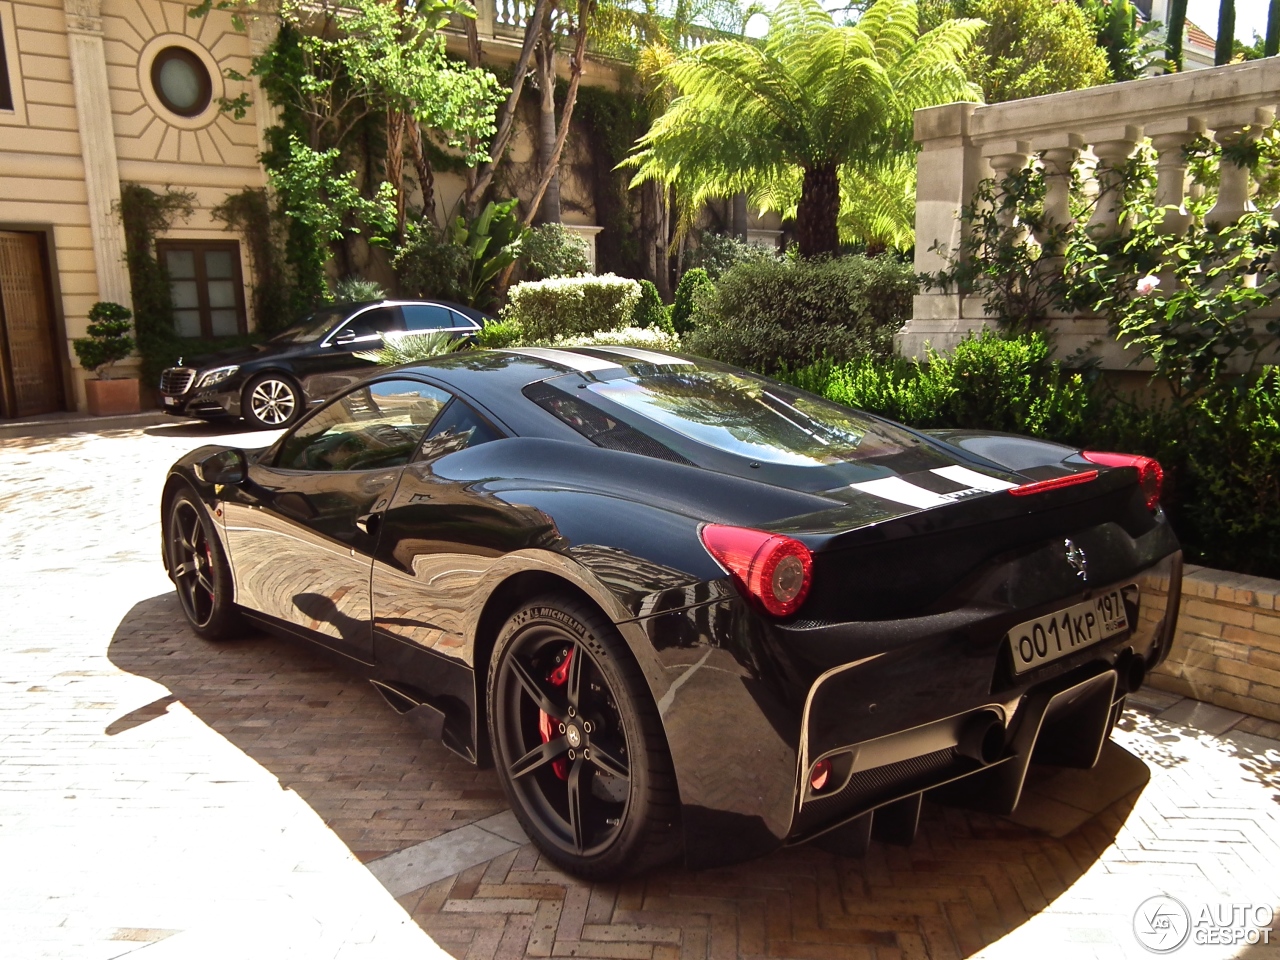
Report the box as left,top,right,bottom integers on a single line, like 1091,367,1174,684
2,423,1278,960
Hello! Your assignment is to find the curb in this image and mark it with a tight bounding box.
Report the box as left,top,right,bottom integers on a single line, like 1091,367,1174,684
0,411,196,440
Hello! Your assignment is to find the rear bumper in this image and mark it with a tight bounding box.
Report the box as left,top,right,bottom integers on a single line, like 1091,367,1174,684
789,550,1181,842
638,548,1182,868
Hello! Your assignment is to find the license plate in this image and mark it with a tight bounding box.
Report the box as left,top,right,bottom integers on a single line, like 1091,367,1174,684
163,396,176,406
1007,587,1132,674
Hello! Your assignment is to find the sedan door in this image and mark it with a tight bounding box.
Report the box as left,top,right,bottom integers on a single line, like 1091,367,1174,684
222,377,452,661
295,305,406,403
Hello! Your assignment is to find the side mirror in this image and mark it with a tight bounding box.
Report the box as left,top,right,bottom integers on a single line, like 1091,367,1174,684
194,448,247,486
332,330,357,346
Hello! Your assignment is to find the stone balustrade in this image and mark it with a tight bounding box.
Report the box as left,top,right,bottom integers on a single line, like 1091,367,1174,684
898,59,1280,366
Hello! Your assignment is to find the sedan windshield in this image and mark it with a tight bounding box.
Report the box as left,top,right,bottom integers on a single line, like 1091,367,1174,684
268,307,350,345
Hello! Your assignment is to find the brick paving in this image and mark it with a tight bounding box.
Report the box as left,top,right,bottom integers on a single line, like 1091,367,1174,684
1,422,1279,959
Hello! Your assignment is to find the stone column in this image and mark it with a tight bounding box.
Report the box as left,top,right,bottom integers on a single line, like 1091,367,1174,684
247,14,281,173
1146,117,1205,236
1083,124,1142,238
1038,134,1084,243
982,139,1033,238
64,0,131,310
1205,124,1257,227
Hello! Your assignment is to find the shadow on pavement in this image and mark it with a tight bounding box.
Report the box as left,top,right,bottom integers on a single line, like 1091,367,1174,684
108,591,1140,959
142,420,280,440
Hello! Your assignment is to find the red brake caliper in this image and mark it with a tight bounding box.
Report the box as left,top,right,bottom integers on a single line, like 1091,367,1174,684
539,647,574,780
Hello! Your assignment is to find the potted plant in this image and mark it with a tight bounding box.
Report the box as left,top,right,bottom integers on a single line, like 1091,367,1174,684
73,301,140,416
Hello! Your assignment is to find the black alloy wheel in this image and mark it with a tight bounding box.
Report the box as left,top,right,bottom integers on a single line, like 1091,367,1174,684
243,373,301,429
166,491,242,641
488,597,680,879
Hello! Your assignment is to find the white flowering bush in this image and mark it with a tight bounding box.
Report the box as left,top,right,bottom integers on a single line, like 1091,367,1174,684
501,274,641,342
536,326,683,351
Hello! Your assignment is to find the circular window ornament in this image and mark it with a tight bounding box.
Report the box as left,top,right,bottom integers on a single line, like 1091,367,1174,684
150,47,212,118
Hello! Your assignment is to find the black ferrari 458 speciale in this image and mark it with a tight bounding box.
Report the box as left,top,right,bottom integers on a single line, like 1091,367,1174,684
162,347,1182,878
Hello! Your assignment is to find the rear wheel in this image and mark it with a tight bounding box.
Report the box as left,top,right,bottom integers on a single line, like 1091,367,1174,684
487,597,680,879
166,490,242,641
243,373,301,429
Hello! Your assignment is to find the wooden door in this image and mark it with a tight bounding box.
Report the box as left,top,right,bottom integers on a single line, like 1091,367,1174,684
0,231,63,418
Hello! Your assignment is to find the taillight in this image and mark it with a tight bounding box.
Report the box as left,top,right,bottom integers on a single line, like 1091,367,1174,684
699,524,813,617
1082,451,1164,510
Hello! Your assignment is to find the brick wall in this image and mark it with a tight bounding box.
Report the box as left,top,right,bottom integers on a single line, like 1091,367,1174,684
1140,564,1280,722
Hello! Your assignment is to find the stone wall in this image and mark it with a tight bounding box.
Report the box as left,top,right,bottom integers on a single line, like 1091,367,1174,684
1141,564,1280,723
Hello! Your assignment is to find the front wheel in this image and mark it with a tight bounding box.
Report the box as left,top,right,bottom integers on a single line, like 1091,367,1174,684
166,490,243,641
487,597,680,879
242,373,301,429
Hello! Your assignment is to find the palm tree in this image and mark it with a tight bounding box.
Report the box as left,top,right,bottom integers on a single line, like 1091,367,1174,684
625,0,982,257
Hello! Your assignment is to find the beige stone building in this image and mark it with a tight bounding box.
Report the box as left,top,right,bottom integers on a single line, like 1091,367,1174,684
0,0,269,417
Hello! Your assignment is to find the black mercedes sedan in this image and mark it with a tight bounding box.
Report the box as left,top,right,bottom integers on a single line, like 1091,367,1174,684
158,299,487,428
161,347,1182,879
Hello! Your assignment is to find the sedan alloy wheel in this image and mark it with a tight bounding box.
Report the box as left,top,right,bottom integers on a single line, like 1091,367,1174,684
245,375,299,428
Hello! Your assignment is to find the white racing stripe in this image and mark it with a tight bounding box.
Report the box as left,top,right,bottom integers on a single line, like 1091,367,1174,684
851,465,1015,509
850,476,951,509
505,347,624,373
588,345,694,366
931,464,1016,492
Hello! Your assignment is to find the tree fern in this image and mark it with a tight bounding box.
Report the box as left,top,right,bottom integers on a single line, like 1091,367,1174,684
626,0,982,255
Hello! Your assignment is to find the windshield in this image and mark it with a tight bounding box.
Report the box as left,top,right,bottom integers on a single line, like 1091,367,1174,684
587,369,909,467
269,307,349,345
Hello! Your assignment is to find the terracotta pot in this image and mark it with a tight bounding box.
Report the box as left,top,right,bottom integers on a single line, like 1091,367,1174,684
85,378,141,416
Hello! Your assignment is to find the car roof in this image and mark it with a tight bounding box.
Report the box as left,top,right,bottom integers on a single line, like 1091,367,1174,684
334,299,492,322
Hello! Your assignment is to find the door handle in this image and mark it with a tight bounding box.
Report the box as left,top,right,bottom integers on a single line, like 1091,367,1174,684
355,512,382,535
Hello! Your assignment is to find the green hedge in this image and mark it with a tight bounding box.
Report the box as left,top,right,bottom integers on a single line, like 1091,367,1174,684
779,332,1280,579
686,255,915,374
501,274,641,342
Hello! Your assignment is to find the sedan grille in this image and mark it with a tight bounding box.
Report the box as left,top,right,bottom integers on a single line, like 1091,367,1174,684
160,367,196,396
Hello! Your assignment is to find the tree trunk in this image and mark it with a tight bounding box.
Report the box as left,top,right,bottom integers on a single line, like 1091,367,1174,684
1215,0,1236,65
521,0,593,229
1268,0,1280,56
406,121,436,226
464,0,552,214
732,193,748,240
535,36,561,224
796,163,840,258
386,107,407,238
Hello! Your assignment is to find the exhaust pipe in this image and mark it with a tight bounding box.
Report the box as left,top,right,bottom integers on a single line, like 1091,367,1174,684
957,710,1006,766
1116,652,1147,694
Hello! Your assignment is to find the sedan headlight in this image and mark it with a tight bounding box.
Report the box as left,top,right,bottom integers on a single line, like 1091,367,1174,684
195,365,239,389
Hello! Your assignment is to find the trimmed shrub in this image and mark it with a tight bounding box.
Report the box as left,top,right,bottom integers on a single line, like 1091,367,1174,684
475,319,524,349
539,326,682,352
522,224,593,280
631,279,673,333
672,268,714,335
501,274,641,343
73,301,134,379
687,255,915,373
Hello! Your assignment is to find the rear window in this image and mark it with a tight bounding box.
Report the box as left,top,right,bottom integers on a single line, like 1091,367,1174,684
526,364,932,489
590,369,908,465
